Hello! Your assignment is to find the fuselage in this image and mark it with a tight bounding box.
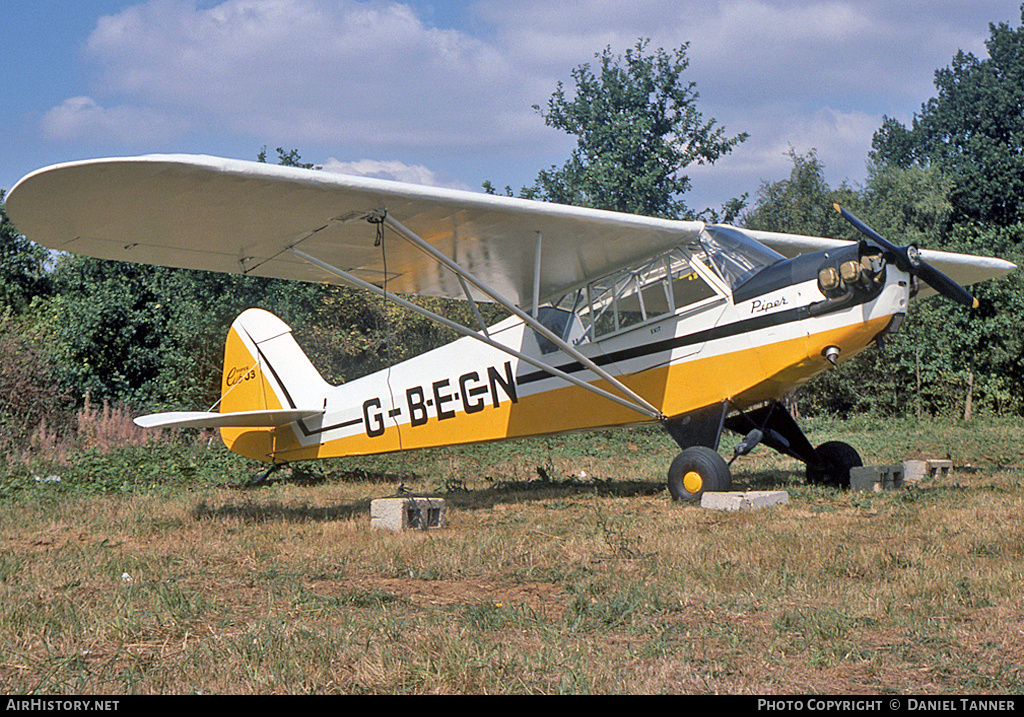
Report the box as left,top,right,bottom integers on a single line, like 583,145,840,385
223,236,911,464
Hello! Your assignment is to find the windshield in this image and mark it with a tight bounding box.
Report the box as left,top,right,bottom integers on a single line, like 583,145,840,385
692,226,785,290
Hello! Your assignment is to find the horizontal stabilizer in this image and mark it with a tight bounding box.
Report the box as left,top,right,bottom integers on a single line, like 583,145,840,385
134,408,324,429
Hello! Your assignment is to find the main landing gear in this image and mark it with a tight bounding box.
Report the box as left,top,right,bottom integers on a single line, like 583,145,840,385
661,400,863,501
667,446,731,501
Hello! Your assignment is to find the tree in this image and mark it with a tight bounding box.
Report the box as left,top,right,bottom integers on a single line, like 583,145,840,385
920,224,1024,418
861,163,954,248
871,8,1024,228
868,6,1024,416
0,189,51,313
257,146,322,170
741,148,859,239
528,40,748,219
0,311,74,448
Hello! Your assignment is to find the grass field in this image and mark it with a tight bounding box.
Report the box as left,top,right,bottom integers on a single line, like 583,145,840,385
1,417,1023,694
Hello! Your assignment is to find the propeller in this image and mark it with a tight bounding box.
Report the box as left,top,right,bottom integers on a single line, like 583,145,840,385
833,204,980,309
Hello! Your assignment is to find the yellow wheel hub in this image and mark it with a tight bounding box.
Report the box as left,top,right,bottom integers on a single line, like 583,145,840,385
683,470,703,494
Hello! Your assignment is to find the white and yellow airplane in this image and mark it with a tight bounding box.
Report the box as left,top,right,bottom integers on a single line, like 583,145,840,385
6,155,1016,498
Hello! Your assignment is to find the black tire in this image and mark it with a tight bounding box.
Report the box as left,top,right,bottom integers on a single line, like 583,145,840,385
668,446,732,501
806,441,862,488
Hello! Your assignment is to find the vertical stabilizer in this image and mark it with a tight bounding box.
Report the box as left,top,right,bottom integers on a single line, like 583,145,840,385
220,308,330,461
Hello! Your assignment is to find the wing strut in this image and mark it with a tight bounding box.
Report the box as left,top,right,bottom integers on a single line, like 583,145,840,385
533,232,543,319
287,247,663,420
456,273,491,338
379,214,664,419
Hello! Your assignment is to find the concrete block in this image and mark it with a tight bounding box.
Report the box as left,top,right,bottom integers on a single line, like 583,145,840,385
850,465,904,493
903,459,953,482
701,491,790,512
370,497,447,532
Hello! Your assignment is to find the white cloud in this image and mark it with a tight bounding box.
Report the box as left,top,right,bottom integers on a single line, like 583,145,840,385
40,96,187,144
32,0,1024,210
321,157,470,188
72,0,538,149
755,107,882,179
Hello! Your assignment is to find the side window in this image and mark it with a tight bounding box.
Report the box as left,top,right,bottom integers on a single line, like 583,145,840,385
533,306,577,354
577,249,718,341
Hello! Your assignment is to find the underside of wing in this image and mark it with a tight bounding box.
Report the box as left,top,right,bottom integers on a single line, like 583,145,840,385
6,154,705,308
746,229,1017,297
134,408,323,429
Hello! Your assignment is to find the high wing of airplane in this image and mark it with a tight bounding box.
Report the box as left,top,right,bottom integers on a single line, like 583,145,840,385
6,154,1017,498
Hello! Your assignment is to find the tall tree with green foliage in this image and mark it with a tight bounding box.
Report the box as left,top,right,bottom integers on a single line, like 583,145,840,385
741,148,860,239
527,40,748,219
0,190,51,314
746,148,1023,419
871,8,1024,228
869,8,1024,416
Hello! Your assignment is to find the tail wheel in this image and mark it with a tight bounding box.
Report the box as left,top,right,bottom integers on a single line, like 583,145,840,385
668,446,731,502
806,441,862,488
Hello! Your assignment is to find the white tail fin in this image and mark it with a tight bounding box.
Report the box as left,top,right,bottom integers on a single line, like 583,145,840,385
220,308,330,413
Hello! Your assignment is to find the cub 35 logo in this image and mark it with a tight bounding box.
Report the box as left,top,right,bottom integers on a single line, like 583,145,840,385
226,365,257,386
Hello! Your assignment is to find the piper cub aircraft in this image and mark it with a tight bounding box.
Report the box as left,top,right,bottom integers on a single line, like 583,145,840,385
6,155,1016,499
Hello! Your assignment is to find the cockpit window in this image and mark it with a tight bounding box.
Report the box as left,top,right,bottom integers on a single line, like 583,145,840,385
534,306,576,354
691,226,785,290
570,248,718,342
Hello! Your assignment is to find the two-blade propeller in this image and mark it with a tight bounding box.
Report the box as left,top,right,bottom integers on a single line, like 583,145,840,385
833,204,980,309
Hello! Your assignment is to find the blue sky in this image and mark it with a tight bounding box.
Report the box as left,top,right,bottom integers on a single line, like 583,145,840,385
5,1,1024,216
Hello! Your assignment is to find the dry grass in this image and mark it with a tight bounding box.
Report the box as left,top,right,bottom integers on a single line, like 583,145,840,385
1,419,1023,694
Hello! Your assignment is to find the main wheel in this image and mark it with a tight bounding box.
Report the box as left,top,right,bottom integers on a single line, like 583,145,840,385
806,441,862,488
668,446,731,502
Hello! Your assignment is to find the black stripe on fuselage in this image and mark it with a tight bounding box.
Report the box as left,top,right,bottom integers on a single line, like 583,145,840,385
516,300,821,387
249,336,363,437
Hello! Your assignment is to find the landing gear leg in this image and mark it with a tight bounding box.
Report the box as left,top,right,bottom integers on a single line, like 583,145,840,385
723,401,862,489
246,463,283,487
662,400,865,499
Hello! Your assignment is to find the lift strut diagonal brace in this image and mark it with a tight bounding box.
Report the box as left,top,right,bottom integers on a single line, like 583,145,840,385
286,247,662,419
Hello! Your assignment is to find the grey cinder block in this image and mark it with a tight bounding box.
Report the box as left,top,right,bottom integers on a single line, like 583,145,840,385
700,491,790,512
903,459,953,482
850,465,904,492
371,497,447,532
